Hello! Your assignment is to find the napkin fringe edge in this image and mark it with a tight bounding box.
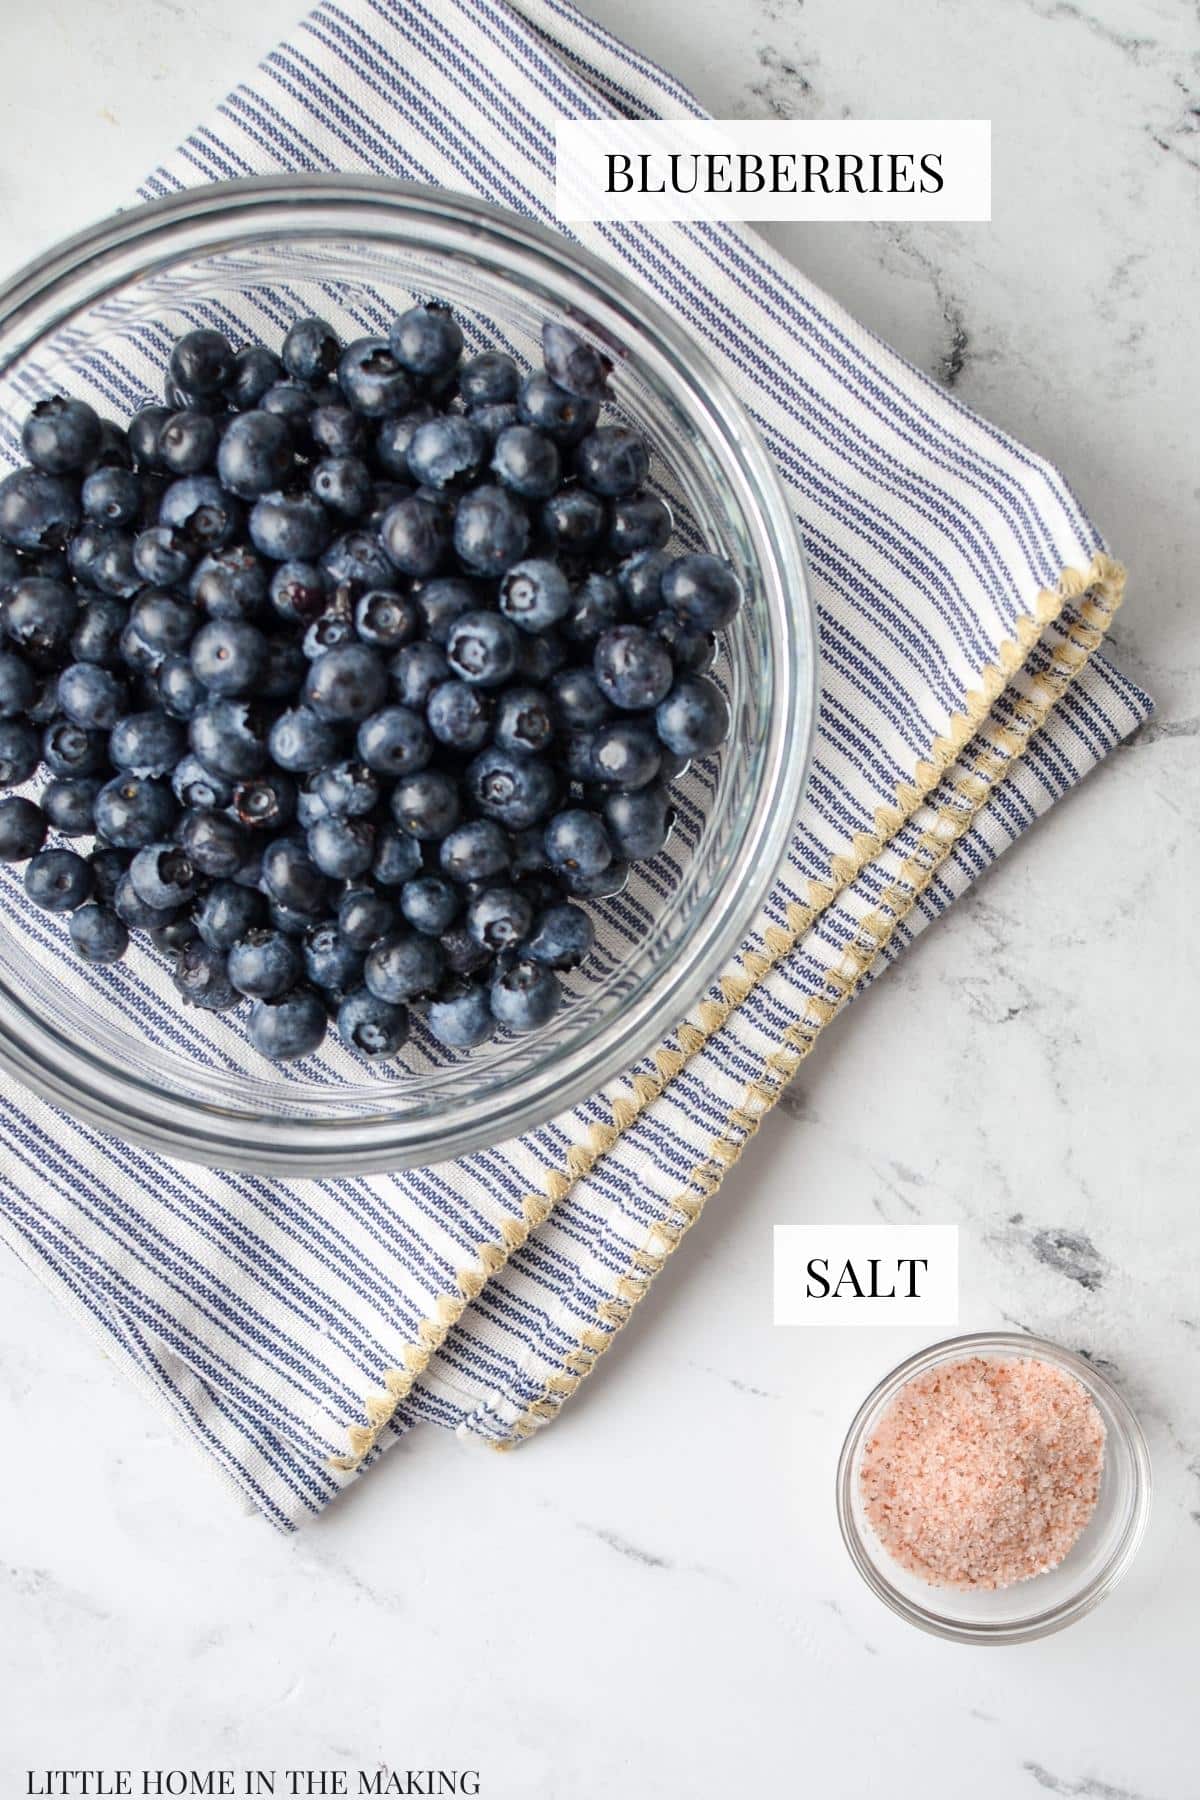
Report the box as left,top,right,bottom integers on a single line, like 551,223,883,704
329,552,1123,1474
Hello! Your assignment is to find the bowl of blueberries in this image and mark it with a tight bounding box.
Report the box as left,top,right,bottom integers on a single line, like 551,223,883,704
0,175,814,1174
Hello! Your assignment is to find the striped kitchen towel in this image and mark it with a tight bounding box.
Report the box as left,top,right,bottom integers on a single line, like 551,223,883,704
0,0,1150,1528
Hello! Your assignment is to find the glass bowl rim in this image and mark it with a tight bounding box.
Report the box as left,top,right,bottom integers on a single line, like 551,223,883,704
835,1329,1153,1645
0,173,816,1175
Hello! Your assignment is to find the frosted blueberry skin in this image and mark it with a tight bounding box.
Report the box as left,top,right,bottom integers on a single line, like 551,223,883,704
0,301,744,1060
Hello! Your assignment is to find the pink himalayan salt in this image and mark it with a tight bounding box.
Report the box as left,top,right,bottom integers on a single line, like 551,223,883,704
859,1354,1105,1590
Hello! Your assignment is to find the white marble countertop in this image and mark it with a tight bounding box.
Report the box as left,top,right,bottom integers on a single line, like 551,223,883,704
2,0,1197,1795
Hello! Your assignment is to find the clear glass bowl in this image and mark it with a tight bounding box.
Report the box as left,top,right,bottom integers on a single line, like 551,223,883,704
0,176,814,1175
836,1332,1152,1644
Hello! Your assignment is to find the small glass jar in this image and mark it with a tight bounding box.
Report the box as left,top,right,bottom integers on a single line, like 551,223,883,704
836,1331,1152,1644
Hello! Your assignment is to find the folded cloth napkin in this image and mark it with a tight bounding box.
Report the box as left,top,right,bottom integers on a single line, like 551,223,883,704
0,0,1150,1528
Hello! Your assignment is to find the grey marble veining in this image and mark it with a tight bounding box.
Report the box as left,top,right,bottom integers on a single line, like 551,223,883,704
1,1,1197,1797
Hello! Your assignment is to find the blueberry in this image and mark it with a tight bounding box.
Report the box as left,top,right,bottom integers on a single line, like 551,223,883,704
194,881,265,951
282,316,341,384
495,562,569,637
400,874,460,936
270,560,328,623
190,546,269,619
380,493,450,578
261,838,329,914
467,745,557,830
25,847,94,911
129,841,197,910
337,987,410,1058
0,795,47,860
108,709,184,777
459,350,519,407
42,717,107,777
94,775,176,847
227,345,284,411
81,466,142,528
517,373,600,446
189,698,267,779
337,338,415,419
445,610,520,687
123,592,197,669
371,823,423,886
438,926,493,979
189,619,269,696
492,685,555,757
158,409,219,477
85,419,134,476
469,401,520,442
374,405,435,477
133,525,194,588
172,938,238,1011
231,771,296,833
247,988,327,1061
524,901,593,970
490,958,561,1032
550,666,611,730
388,644,449,716
489,424,561,501
68,903,129,963
248,489,330,561
0,469,81,551
364,930,443,1003
406,416,487,489
338,886,398,951
389,767,460,841
86,530,141,600
589,718,661,789
544,807,611,877
310,455,373,518
466,885,532,953
298,922,361,999
179,808,251,878
305,761,374,821
426,679,491,752
654,673,730,756
321,529,398,594
609,492,672,557
561,858,628,899
604,782,674,861
389,303,463,378
0,651,36,718
540,322,611,400
5,577,78,661
169,329,235,398
309,403,366,457
594,625,674,709
426,978,493,1049
653,610,716,674
269,898,320,938
171,754,232,812
267,704,339,773
128,406,173,469
575,425,649,498
439,818,510,884
260,381,320,437
354,704,430,778
539,488,606,556
22,396,102,474
89,846,131,904
71,598,128,667
160,475,242,549
114,870,179,932
307,814,375,880
660,552,742,631
354,589,418,650
42,776,103,836
452,484,529,577
304,644,386,723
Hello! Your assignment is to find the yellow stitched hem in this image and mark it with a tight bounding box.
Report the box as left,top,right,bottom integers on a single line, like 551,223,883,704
491,555,1127,1450
328,553,1122,1473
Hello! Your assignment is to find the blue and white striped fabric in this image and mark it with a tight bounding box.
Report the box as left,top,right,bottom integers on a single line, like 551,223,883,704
0,0,1150,1528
